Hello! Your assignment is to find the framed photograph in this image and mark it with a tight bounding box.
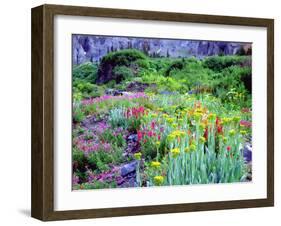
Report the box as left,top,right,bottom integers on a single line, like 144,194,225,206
31,4,274,221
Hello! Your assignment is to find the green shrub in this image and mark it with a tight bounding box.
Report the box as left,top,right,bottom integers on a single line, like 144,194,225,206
73,62,98,83
73,148,86,167
99,129,126,148
76,180,117,189
73,103,85,123
108,108,128,129
203,55,249,72
97,49,148,83
87,147,124,173
73,80,105,99
100,49,147,66
113,65,134,80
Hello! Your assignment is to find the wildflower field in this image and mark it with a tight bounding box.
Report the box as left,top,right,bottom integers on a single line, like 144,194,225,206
72,36,252,189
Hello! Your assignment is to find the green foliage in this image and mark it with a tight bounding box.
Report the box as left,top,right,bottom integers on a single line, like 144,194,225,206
203,55,249,72
73,148,86,167
100,49,147,67
87,147,124,173
167,58,214,91
100,129,126,148
76,180,117,189
113,65,134,80
73,62,98,83
73,103,85,123
73,80,105,100
109,108,128,129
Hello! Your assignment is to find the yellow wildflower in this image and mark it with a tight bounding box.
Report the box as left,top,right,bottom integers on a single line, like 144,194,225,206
172,123,178,128
166,117,175,124
151,161,161,169
232,116,241,123
134,152,142,160
153,175,164,186
229,129,236,136
151,113,157,118
162,113,169,118
171,148,180,158
194,112,203,122
199,136,206,143
156,141,161,147
167,134,176,142
190,144,196,152
184,147,190,153
240,130,247,135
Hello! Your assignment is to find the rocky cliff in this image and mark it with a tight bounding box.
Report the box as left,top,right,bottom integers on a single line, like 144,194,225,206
73,35,250,65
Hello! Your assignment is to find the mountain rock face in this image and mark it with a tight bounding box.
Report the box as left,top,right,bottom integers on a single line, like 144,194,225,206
72,35,249,65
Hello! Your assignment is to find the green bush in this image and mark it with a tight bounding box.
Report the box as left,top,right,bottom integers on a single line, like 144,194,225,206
203,55,249,72
75,180,117,189
73,62,98,83
73,148,87,167
165,60,184,76
73,80,105,99
73,103,85,123
97,49,148,83
87,147,124,173
113,65,134,80
100,49,147,66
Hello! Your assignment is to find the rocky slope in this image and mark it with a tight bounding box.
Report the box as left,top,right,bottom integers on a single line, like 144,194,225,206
72,35,250,65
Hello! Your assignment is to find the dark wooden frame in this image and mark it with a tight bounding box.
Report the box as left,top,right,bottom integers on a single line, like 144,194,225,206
31,4,274,221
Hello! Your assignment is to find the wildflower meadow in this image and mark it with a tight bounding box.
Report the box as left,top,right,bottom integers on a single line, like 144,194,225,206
72,35,252,189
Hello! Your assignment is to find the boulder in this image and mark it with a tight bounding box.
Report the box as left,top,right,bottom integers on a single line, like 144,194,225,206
120,161,137,177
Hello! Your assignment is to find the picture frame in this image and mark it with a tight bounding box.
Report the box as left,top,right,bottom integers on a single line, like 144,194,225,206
31,4,274,221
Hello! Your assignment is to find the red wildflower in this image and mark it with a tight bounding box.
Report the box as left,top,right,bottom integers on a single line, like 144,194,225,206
227,146,231,151
204,127,208,140
125,106,145,119
148,131,153,137
158,135,161,141
151,121,156,130
241,108,251,113
240,120,252,128
216,117,223,134
137,130,143,141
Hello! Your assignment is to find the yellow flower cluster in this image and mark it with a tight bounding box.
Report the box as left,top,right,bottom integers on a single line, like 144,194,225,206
151,113,157,118
190,144,196,151
151,161,161,169
222,116,241,125
184,147,190,153
166,117,175,124
240,130,247,135
232,116,241,123
199,136,206,143
134,152,142,160
189,140,197,152
171,148,180,158
229,129,236,136
222,117,232,125
194,112,203,122
153,175,164,185
167,130,185,142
